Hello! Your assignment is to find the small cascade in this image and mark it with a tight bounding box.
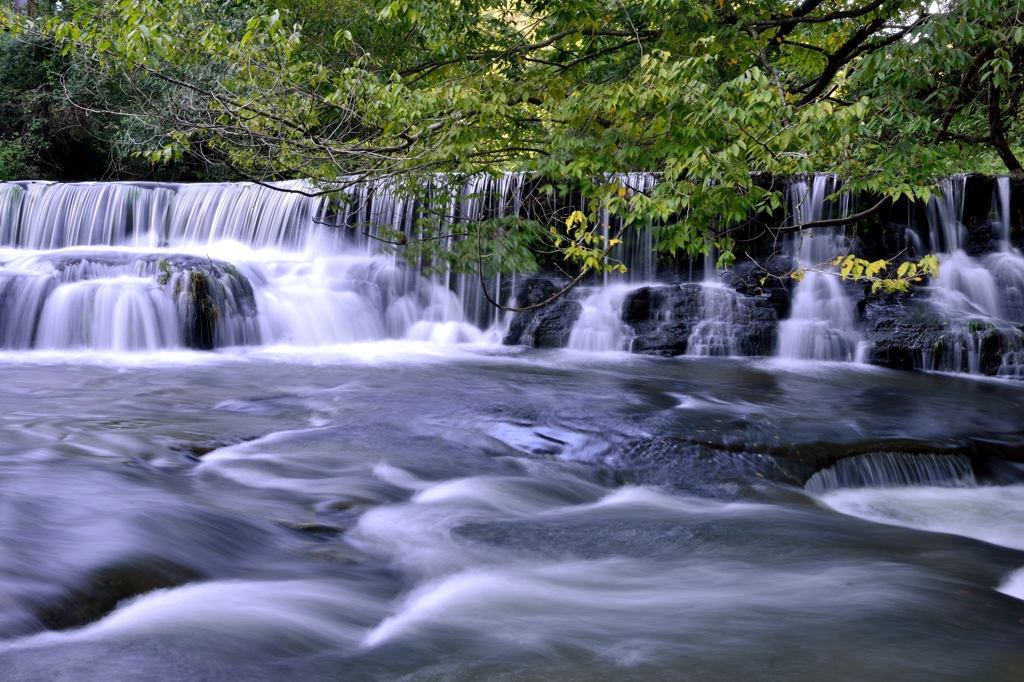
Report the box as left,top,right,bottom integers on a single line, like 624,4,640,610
685,284,743,357
166,181,330,250
804,452,976,494
36,277,181,351
925,174,967,253
984,177,1024,327
567,285,634,351
0,252,261,351
994,176,1012,247
922,176,1024,375
777,176,864,361
0,182,177,249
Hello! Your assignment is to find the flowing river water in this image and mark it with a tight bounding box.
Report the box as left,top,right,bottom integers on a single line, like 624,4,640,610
0,179,1023,681
0,350,1022,681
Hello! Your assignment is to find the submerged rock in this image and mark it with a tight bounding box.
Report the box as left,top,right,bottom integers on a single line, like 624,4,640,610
34,558,203,631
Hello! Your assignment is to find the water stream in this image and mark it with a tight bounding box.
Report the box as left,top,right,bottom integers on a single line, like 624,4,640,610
776,176,865,362
0,179,1023,681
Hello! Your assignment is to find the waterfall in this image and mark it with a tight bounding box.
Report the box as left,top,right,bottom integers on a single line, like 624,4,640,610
0,177,539,351
994,176,1012,249
685,284,743,357
776,176,865,362
804,452,976,494
0,174,1022,361
921,176,1024,375
566,285,634,351
925,174,967,253
0,252,262,351
983,177,1024,328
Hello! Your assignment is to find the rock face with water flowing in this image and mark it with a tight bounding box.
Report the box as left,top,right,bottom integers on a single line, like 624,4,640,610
1,175,1023,375
0,251,259,351
617,283,778,357
858,175,1024,375
0,179,510,350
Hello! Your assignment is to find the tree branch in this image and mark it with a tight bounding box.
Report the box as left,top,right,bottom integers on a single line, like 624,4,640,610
752,0,887,27
770,195,890,233
933,47,993,144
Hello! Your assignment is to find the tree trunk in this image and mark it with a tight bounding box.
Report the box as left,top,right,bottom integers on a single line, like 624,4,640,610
988,83,1024,181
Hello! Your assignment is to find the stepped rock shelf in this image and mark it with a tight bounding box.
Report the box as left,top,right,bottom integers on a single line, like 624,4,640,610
0,174,1022,375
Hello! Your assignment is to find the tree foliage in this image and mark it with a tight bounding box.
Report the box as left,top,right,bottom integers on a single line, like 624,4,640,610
3,0,1024,295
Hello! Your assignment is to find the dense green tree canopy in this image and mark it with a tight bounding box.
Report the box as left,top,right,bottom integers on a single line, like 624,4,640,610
2,0,1022,291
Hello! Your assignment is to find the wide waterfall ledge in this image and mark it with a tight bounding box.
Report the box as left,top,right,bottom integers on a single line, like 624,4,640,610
0,175,1021,378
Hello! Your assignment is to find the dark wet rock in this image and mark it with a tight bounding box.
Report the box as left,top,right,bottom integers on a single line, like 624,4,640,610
620,283,779,357
169,260,260,351
34,559,203,631
503,278,583,348
620,285,697,356
862,294,936,371
280,522,344,539
721,259,795,320
504,277,782,357
863,294,1024,375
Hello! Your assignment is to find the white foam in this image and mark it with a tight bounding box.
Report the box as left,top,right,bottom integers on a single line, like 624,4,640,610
361,558,918,659
3,579,383,652
997,567,1024,601
818,485,1024,551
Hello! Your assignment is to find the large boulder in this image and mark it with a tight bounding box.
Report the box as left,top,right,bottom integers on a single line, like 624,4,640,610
862,294,937,370
620,285,699,356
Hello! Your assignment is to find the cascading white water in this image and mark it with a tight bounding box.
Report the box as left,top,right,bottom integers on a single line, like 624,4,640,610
805,452,976,495
922,176,1024,375
1,174,1022,362
685,283,742,357
566,285,634,351
777,176,865,361
983,177,1024,327
0,176,543,351
36,277,181,351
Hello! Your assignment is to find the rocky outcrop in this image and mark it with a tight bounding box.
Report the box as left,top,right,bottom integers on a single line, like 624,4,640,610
861,294,936,371
863,293,1024,374
620,285,698,356
166,260,260,350
503,278,583,348
504,278,781,357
